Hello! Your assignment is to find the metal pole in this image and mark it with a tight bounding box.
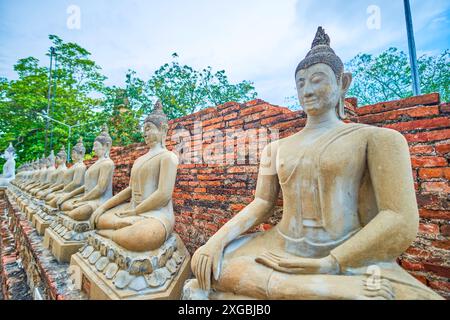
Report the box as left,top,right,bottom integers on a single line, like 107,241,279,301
45,47,56,153
403,0,421,96
67,126,72,163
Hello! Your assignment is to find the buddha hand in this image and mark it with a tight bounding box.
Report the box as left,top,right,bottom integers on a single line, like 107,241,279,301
255,251,340,275
191,240,224,291
56,196,66,208
90,207,105,227
115,209,136,218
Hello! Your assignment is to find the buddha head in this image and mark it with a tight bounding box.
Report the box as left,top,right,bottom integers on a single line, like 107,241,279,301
2,143,15,161
39,154,47,169
56,146,67,166
48,150,56,168
72,137,86,162
295,26,352,119
143,100,168,148
93,125,113,158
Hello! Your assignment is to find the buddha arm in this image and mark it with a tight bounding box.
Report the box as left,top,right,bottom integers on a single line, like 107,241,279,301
135,153,178,214
48,184,64,192
101,187,132,211
64,165,85,192
209,143,280,247
330,128,419,270
65,185,85,200
81,162,114,201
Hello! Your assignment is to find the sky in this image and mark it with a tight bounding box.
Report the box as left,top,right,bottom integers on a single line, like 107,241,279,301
0,0,449,106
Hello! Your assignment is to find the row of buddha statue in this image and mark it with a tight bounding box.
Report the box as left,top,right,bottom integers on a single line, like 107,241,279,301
3,27,443,300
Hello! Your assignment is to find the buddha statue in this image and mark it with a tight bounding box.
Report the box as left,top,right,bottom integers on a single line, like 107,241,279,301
26,152,56,193
0,143,16,187
69,101,190,299
46,138,87,207
20,156,45,191
183,27,443,300
33,146,68,198
91,100,177,251
57,126,114,222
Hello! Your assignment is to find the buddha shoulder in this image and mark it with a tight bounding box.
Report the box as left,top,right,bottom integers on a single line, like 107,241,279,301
365,125,409,148
159,150,179,166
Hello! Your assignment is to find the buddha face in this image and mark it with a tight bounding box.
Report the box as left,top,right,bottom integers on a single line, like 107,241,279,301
71,150,78,162
295,63,341,117
143,122,165,146
56,156,63,166
93,140,109,158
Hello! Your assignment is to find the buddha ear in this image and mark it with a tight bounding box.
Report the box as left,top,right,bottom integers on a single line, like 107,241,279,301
341,72,352,94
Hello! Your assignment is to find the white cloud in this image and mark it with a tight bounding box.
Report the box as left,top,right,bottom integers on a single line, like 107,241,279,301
0,0,449,106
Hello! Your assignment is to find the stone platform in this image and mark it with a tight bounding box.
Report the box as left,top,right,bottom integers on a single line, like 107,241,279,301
71,233,191,300
0,189,86,300
43,213,92,263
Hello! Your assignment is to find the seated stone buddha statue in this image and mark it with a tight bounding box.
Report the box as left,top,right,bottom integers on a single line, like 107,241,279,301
26,152,56,193
34,146,68,198
57,126,114,221
12,160,35,188
70,101,189,298
21,156,46,191
183,27,443,300
46,138,87,207
90,100,178,252
0,143,16,187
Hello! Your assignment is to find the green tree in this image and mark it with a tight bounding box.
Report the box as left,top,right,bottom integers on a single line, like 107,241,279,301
147,53,257,119
346,47,449,105
101,53,258,145
0,35,106,166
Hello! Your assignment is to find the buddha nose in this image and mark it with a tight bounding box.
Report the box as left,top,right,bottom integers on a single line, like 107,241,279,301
303,81,314,97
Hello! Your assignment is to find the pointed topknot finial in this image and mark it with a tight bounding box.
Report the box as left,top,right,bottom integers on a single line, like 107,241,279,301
144,99,168,129
311,26,330,48
154,99,163,112
77,137,83,144
102,124,109,133
6,142,14,154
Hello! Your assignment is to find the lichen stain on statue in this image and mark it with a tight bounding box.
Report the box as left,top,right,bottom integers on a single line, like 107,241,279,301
70,100,190,299
0,143,16,187
183,26,444,300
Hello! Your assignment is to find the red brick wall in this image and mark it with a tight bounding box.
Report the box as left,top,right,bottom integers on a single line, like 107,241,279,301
89,93,449,298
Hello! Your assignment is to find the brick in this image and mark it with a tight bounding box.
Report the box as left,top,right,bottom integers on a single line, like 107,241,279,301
401,260,425,271
358,105,440,124
417,195,450,211
384,117,450,132
429,281,450,292
404,129,450,143
421,181,450,193
441,225,450,237
435,142,450,155
411,156,447,168
240,104,268,117
412,274,428,285
409,145,434,155
423,263,450,278
357,93,440,115
419,222,440,235
432,240,450,250
418,168,450,179
440,102,450,113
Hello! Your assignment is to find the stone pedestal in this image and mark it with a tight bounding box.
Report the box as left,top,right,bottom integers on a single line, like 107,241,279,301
70,232,191,300
33,214,51,235
44,228,85,263
43,214,92,263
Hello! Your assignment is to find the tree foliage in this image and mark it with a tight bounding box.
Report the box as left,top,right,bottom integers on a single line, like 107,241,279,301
0,39,257,164
346,47,449,105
